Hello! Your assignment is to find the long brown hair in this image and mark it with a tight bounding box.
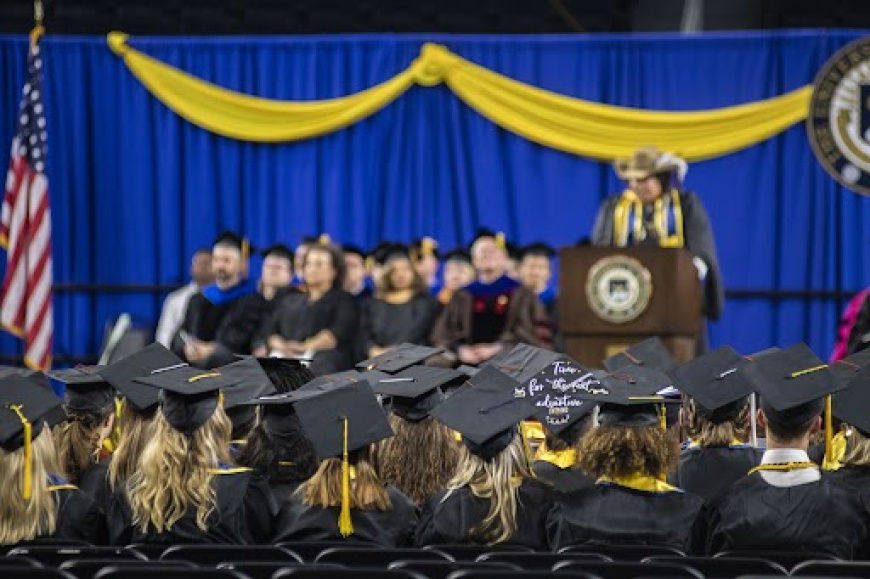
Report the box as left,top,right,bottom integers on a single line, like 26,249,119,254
682,398,750,448
53,405,113,485
376,256,428,298
299,447,391,511
578,424,677,479
377,414,459,506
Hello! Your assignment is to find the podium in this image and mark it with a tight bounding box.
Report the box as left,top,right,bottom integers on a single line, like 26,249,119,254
558,246,701,367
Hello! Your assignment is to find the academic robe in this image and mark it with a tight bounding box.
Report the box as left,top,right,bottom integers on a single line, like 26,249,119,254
670,444,763,502
108,468,276,545
826,465,870,502
430,275,552,360
532,461,596,494
46,475,107,545
358,294,442,359
591,191,724,322
415,479,554,550
255,287,358,376
547,482,708,553
705,473,870,558
171,281,265,369
272,485,417,547
77,457,112,512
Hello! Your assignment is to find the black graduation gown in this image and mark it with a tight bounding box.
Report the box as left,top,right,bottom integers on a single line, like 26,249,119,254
827,465,870,502
77,457,112,512
706,472,870,559
256,287,358,376
108,469,276,545
272,485,417,547
670,446,763,502
415,479,554,550
52,483,108,544
171,290,265,369
532,461,595,493
357,294,442,358
548,482,708,553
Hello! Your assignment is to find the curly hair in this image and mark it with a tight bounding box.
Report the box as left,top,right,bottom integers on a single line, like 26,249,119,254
304,244,347,290
126,405,232,533
577,424,678,480
375,256,428,298
299,446,392,511
377,414,459,506
53,405,114,485
108,400,157,491
682,398,750,448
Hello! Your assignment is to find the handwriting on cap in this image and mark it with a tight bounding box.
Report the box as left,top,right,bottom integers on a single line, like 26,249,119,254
514,360,606,426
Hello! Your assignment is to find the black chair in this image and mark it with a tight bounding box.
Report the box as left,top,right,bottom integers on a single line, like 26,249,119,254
714,550,840,570
643,556,788,578
0,557,41,567
476,552,612,569
6,546,146,567
314,547,454,567
273,570,427,579
445,571,600,579
1,540,92,556
160,544,302,566
124,543,167,560
275,541,376,563
792,560,870,577
553,560,703,579
58,559,195,579
390,560,523,579
94,568,246,579
217,562,345,579
0,571,74,579
558,544,687,561
422,544,534,561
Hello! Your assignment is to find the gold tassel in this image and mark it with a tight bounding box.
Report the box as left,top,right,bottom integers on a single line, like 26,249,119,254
318,234,331,246
823,394,834,468
519,422,536,477
338,417,354,537
659,404,667,431
9,405,32,500
495,232,506,250
241,238,249,262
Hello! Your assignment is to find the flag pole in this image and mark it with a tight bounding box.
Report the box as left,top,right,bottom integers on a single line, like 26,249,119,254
31,0,44,44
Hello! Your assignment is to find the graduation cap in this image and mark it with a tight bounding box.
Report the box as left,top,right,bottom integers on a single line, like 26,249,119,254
517,356,600,435
484,343,563,384
411,237,440,260
0,365,36,379
134,365,242,436
245,356,314,394
48,366,115,414
671,346,754,421
216,357,276,408
430,365,534,461
97,343,185,412
356,343,444,374
469,228,507,252
829,349,870,386
832,364,870,436
214,230,255,261
740,343,843,429
603,337,676,373
587,365,680,428
0,373,64,499
260,243,294,264
292,380,394,537
518,243,556,261
340,244,366,260
371,366,464,422
443,248,472,265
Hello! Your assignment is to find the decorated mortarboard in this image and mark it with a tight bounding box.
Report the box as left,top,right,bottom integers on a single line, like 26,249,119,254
739,343,843,428
443,248,472,264
260,243,294,263
97,343,185,412
48,366,115,413
671,346,754,421
0,373,65,499
356,343,443,374
516,356,601,434
429,365,533,460
372,366,464,422
603,337,676,374
484,343,563,384
518,242,556,260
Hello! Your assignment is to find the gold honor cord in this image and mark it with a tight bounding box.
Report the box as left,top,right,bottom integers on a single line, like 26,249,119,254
107,34,812,161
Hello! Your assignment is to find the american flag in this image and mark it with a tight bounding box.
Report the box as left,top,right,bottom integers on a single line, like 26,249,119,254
0,37,53,370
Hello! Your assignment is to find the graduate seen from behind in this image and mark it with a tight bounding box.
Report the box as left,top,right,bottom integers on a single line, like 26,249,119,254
705,344,870,558
172,232,264,369
826,355,870,503
0,373,106,545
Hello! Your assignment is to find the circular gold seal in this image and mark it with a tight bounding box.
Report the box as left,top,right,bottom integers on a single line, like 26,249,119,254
808,36,870,195
585,255,652,324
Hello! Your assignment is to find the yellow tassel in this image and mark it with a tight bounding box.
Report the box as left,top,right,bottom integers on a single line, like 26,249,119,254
338,417,354,537
823,394,834,468
318,234,331,246
8,405,32,500
495,232,506,250
519,423,536,477
823,429,848,471
217,390,225,407
421,237,437,257
659,404,667,431
241,238,250,262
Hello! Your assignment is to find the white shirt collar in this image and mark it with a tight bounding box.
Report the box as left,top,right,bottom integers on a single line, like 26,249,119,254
758,448,819,488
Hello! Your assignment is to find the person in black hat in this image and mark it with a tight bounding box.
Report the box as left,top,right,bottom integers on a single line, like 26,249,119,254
341,244,373,302
437,248,476,306
373,365,464,507
416,365,555,549
272,380,417,546
171,231,266,369
826,359,870,503
0,373,106,545
258,244,296,319
358,245,442,361
430,229,552,368
705,344,870,558
517,243,557,315
49,367,116,490
255,241,358,375
107,365,275,545
547,364,706,553
213,357,280,454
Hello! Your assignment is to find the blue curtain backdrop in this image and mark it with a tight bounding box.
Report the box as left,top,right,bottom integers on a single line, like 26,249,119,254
0,29,868,363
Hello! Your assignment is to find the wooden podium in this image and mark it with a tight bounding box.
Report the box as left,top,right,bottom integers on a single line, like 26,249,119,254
558,246,701,367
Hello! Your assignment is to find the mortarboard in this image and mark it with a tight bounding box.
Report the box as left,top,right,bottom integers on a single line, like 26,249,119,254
340,244,367,260
671,346,754,421
48,366,115,414
829,349,870,386
371,366,464,422
443,248,472,265
356,343,444,374
484,343,562,384
518,243,556,261
516,356,600,434
832,364,870,436
469,228,507,252
603,337,676,374
214,230,255,261
411,237,440,260
97,343,185,412
260,243,294,265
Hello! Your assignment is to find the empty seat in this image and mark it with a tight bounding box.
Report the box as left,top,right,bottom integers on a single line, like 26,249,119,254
0,557,41,567
6,546,146,567
1,540,92,556
644,556,788,578
273,570,427,579
276,541,376,562
124,544,167,560
553,560,703,579
390,559,522,579
476,552,611,569
160,544,302,565
421,544,534,561
0,570,75,579
791,560,870,577
557,544,686,561
445,570,600,579
217,562,344,579
714,550,840,570
58,559,194,579
314,547,453,567
94,568,246,579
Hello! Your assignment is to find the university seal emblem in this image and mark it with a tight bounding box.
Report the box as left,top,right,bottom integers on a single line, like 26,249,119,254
585,255,652,324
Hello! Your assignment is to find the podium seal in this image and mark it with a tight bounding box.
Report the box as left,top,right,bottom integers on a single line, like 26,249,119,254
586,255,652,324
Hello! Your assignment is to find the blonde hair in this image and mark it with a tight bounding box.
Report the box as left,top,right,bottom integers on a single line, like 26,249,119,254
300,447,392,511
377,414,459,506
442,434,531,545
53,406,112,485
682,398,749,449
578,424,677,479
108,400,156,491
843,428,870,467
0,427,60,545
126,405,232,533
